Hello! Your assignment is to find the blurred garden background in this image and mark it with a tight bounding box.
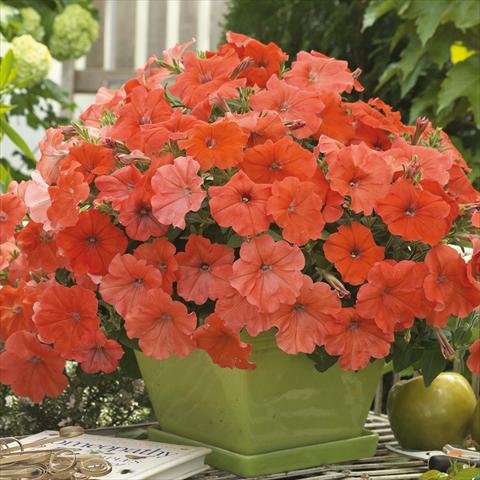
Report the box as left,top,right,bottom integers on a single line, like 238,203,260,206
1,0,479,435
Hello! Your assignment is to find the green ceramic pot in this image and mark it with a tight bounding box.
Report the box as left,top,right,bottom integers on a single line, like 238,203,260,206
136,329,383,477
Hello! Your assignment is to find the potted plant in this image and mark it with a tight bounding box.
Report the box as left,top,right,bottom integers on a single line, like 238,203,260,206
1,32,479,477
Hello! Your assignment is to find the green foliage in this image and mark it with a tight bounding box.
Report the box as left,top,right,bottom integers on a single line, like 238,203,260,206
223,0,480,187
0,364,152,437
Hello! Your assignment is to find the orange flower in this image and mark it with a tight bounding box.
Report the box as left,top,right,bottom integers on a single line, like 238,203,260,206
61,143,114,183
323,222,384,285
150,156,205,229
99,254,163,317
383,137,453,186
47,166,89,229
423,245,480,327
240,137,316,183
0,192,26,243
95,165,143,209
323,308,393,371
446,164,480,204
326,143,393,215
56,209,128,275
269,276,341,354
125,288,196,360
0,331,67,403
467,236,480,284
310,169,344,223
117,188,167,241
169,50,244,108
285,51,357,94
230,234,304,313
176,235,234,304
249,75,325,138
134,238,178,294
37,127,70,185
178,119,247,170
71,330,123,374
16,221,66,273
356,260,429,333
235,38,288,88
110,85,173,150
230,111,286,147
193,313,255,370
209,170,271,236
266,176,324,245
34,283,100,354
0,282,36,341
376,180,451,246
467,340,480,375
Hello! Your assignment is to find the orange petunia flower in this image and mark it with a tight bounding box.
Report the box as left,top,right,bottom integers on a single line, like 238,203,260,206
0,331,67,403
209,170,271,236
249,75,325,138
356,260,429,333
169,49,244,108
240,137,316,183
326,143,393,215
152,109,198,141
178,119,247,170
56,209,128,275
310,168,344,223
323,307,393,371
284,50,357,94
125,288,196,360
382,137,453,186
117,187,167,241
446,164,480,204
235,38,288,88
266,176,324,245
0,192,26,243
323,222,384,285
269,276,341,354
151,156,206,229
99,254,163,317
313,91,355,143
95,165,143,209
193,313,255,370
467,236,479,284
47,166,90,229
134,238,178,294
376,180,451,246
467,340,480,375
423,245,480,327
0,282,36,341
16,221,66,273
110,85,173,150
229,111,286,147
176,235,234,304
71,330,123,374
230,234,305,313
346,98,406,136
37,127,70,185
61,143,115,183
34,283,100,354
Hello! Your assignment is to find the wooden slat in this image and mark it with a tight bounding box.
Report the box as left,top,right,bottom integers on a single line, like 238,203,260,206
114,0,136,68
74,69,135,93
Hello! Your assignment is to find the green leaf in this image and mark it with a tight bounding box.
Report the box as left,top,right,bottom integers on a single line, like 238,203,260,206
362,0,400,31
0,162,12,192
0,49,16,90
118,347,142,379
226,234,245,248
437,56,480,128
405,0,451,45
0,116,36,163
453,467,480,480
409,82,440,122
421,346,447,387
308,346,338,373
0,105,15,115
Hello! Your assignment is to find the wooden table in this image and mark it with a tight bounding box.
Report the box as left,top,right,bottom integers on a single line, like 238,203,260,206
192,413,428,480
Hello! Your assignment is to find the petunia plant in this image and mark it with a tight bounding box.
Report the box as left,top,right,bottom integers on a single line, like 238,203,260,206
0,32,479,403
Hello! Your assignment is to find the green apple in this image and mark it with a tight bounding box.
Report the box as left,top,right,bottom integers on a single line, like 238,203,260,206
387,372,476,450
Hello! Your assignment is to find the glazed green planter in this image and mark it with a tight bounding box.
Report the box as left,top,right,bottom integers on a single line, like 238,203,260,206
136,329,383,477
